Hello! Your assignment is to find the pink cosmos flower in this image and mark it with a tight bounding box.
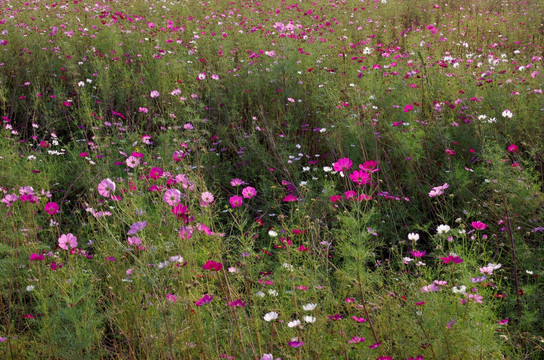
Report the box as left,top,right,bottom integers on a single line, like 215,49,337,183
128,221,147,235
403,104,413,112
348,336,365,344
352,316,367,323
98,178,115,197
150,90,160,98
1,194,19,207
242,186,257,199
58,233,77,250
441,255,464,264
195,294,213,306
127,236,142,246
202,260,223,271
44,202,59,215
166,293,178,303
229,195,243,208
344,190,356,199
126,156,140,168
230,178,246,187
149,167,163,180
330,195,342,203
163,188,182,206
283,194,298,202
507,144,518,152
201,191,214,204
333,158,353,172
359,160,379,172
179,226,193,240
29,253,45,261
350,170,370,185
471,221,487,230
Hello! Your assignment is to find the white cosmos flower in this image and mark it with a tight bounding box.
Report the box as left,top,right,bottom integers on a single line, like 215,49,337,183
302,303,317,311
436,224,451,234
408,232,419,241
264,312,278,322
304,316,316,323
268,230,278,237
288,320,301,328
452,285,467,294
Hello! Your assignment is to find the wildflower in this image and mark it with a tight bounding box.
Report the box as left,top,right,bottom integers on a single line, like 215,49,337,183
128,221,147,235
242,186,257,199
471,221,487,230
410,250,426,258
288,340,304,348
283,194,298,202
166,293,178,302
195,294,213,306
471,276,487,283
348,336,365,344
58,233,77,250
369,341,382,349
97,178,115,197
202,260,223,272
288,320,301,328
508,144,518,152
29,253,45,261
163,188,182,206
350,170,371,185
440,255,464,264
498,318,509,325
201,191,214,204
264,312,278,321
352,316,367,323
230,178,246,187
149,167,163,180
304,316,316,323
436,224,451,234
403,104,413,112
333,158,353,172
302,303,317,311
126,156,140,168
150,90,160,98
452,285,467,294
502,109,513,118
171,204,189,221
229,299,247,307
44,202,59,215
421,284,441,292
429,183,449,197
229,195,243,208
127,236,141,246
408,233,419,242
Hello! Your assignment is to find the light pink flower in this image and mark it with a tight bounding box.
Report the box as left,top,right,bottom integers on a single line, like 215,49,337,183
242,186,257,199
98,178,116,197
163,188,182,206
58,233,77,250
126,156,140,168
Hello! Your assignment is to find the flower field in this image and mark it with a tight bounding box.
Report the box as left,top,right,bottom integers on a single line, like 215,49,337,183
0,0,543,358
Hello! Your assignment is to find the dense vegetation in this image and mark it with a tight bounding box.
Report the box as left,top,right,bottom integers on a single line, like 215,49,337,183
1,0,543,358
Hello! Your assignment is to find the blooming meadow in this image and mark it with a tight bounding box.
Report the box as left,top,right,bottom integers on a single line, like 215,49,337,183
1,0,543,358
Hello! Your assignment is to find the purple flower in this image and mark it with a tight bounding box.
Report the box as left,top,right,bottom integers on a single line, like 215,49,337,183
195,294,213,306
128,221,147,235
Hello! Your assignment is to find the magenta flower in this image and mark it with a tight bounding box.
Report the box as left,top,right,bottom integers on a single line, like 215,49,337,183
58,233,77,250
471,221,487,230
410,250,426,258
508,144,518,152
403,104,413,112
283,194,298,202
369,341,382,349
333,158,353,172
166,293,178,303
230,178,246,187
360,160,378,172
171,204,189,221
229,195,243,208
202,260,223,271
288,341,304,348
349,170,370,185
330,195,342,203
149,167,163,180
351,316,367,323
163,188,182,206
29,253,45,261
98,178,116,197
150,90,160,98
441,255,464,264
344,190,356,199
348,336,365,344
242,186,257,199
195,294,213,306
229,299,247,307
44,202,59,215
